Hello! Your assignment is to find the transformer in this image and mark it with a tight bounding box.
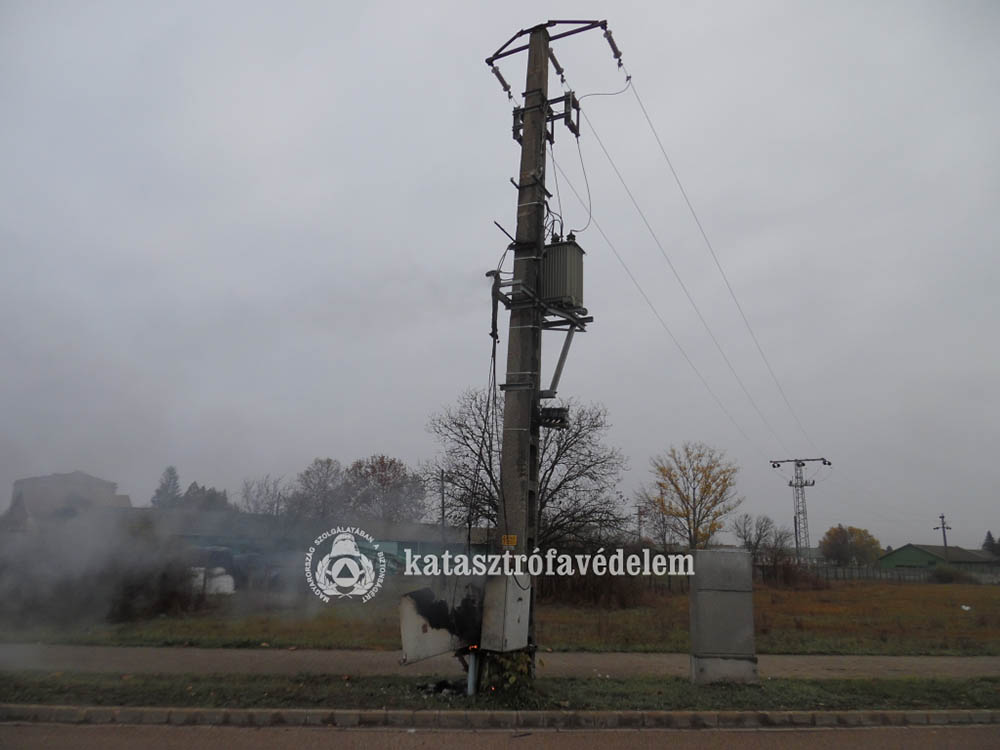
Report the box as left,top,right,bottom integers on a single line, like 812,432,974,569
540,237,584,310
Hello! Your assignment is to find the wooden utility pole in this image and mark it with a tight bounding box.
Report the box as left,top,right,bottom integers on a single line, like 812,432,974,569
935,513,952,563
499,26,549,560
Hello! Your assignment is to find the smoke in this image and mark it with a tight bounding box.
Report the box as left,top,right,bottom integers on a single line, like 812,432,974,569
0,510,195,627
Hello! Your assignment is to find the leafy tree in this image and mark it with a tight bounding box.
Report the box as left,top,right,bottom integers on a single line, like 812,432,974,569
180,482,231,512
637,441,743,549
284,458,349,520
426,388,628,547
819,524,882,565
819,524,849,564
848,526,882,564
151,466,182,509
983,530,997,556
344,455,426,524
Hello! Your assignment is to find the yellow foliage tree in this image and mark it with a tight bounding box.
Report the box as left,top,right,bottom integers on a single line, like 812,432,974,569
640,441,743,549
818,524,882,565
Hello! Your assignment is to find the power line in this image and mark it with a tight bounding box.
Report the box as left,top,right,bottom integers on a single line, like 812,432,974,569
548,143,564,227
577,77,632,102
551,155,770,462
626,79,819,453
580,109,793,457
569,136,593,234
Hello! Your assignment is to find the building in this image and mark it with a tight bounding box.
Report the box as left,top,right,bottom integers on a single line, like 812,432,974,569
0,471,131,531
878,543,998,571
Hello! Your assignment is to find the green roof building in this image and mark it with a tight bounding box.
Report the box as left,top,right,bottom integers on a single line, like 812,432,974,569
878,543,997,570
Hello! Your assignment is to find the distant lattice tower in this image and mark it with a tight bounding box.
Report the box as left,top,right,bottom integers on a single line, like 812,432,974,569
769,458,832,561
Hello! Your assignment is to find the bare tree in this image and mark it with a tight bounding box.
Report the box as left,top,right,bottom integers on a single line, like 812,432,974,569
238,474,287,516
636,491,682,551
344,455,426,524
426,388,629,547
638,441,743,549
761,524,795,578
731,513,775,564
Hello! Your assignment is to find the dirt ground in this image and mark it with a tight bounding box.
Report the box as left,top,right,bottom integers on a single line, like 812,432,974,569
1,644,998,679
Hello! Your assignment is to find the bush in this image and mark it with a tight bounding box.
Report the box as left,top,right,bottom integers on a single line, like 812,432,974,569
758,562,830,590
534,545,688,607
928,566,980,584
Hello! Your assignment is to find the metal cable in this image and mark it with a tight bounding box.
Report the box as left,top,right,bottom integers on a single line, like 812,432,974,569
581,109,793,457
627,78,819,453
551,155,771,462
570,136,593,234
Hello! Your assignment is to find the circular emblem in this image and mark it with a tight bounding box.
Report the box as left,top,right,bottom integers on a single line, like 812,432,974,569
304,526,386,603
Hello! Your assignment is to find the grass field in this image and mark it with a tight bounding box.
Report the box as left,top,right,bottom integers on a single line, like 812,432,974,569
2,582,998,656
2,671,999,711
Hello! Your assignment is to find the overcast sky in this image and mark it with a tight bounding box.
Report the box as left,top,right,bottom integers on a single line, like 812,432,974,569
2,1,997,550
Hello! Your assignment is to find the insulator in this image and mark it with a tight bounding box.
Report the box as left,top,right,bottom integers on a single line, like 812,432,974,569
490,66,512,99
604,29,623,67
548,48,564,77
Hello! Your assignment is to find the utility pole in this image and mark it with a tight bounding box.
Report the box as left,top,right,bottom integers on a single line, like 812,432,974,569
498,26,549,563
478,20,610,688
439,469,446,544
935,513,952,563
769,458,831,562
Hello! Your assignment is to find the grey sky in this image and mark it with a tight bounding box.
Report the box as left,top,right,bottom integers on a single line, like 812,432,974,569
2,1,997,549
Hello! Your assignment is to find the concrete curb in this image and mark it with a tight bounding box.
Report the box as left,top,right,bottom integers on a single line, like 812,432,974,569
1,704,998,729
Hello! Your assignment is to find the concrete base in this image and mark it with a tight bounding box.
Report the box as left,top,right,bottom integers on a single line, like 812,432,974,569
690,655,759,685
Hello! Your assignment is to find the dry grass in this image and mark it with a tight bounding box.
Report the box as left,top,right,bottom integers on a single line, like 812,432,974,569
537,582,1000,654
2,582,998,655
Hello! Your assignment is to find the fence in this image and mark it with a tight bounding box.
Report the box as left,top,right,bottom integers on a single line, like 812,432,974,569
750,563,934,584
813,565,932,583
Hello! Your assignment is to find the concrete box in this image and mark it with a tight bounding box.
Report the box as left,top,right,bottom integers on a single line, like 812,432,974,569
689,589,755,656
689,549,758,684
691,549,753,592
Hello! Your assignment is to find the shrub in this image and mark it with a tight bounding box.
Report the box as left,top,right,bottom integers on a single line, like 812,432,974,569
928,566,980,584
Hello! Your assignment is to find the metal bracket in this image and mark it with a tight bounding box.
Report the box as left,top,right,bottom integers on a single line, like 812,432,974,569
512,105,555,145
547,92,580,137
510,177,552,199
486,20,608,66
539,327,574,400
538,406,569,430
512,93,580,144
499,382,534,392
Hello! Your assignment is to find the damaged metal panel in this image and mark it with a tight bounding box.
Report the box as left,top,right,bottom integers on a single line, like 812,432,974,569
399,582,484,664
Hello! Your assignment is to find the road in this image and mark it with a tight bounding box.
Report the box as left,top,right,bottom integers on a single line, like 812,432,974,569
1,725,997,750
1,644,998,678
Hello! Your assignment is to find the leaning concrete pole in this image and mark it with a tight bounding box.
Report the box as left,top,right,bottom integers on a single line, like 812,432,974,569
500,26,549,561
497,27,549,553
478,26,549,688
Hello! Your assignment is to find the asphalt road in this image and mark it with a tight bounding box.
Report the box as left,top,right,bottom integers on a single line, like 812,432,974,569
1,725,998,750
1,644,998,678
